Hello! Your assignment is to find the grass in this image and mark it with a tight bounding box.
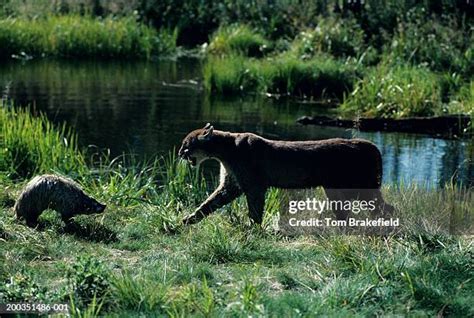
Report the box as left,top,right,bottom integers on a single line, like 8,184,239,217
200,18,472,118
448,81,474,116
1,101,473,316
207,24,270,57
341,64,445,118
0,15,177,59
204,53,358,100
0,104,86,179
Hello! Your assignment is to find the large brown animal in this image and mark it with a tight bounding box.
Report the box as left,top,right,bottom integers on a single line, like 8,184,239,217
14,174,106,227
179,124,393,225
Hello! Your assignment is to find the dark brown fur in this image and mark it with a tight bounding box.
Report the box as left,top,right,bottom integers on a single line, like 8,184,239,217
14,174,106,227
179,124,393,225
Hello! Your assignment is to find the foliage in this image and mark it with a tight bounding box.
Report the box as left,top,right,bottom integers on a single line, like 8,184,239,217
66,255,111,305
291,16,366,59
0,270,47,302
387,8,472,74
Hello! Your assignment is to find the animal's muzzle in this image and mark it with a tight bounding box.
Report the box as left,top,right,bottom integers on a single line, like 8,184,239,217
179,148,196,165
178,148,188,159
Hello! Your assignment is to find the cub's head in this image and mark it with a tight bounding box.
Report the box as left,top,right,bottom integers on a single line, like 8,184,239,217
178,123,214,166
80,192,107,215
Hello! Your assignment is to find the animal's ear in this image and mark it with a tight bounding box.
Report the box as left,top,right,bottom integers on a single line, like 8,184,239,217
198,124,214,140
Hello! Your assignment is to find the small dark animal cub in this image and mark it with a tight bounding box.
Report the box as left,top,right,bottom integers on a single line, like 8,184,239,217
179,124,394,225
14,174,106,227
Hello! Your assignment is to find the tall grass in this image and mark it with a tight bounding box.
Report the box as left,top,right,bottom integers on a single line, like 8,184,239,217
0,103,208,222
204,53,358,99
448,81,474,116
0,15,177,59
341,64,444,118
207,25,269,57
0,104,86,178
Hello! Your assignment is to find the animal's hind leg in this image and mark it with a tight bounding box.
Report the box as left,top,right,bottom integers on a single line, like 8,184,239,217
20,209,39,228
370,189,395,217
324,189,349,221
345,189,394,217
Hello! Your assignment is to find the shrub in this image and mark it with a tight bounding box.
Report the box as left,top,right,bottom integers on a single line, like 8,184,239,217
387,8,470,73
0,270,47,302
291,16,366,59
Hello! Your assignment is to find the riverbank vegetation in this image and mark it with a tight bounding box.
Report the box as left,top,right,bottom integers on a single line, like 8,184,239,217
1,102,473,316
0,1,473,118
0,15,176,59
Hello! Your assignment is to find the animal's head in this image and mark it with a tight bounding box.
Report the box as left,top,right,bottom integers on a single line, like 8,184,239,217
81,193,107,214
178,123,215,167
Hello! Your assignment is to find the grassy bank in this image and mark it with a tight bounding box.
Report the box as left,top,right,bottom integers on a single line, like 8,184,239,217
1,105,473,316
200,3,473,118
0,1,473,118
204,37,472,119
0,15,176,59
204,54,359,100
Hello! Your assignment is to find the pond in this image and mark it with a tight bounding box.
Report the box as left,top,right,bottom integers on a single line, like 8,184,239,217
1,59,472,187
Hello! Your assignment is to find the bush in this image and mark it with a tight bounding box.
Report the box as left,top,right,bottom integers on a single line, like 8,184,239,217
0,270,47,302
341,64,443,118
387,8,471,74
291,16,366,59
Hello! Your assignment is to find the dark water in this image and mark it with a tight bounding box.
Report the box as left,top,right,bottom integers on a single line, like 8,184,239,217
1,59,473,187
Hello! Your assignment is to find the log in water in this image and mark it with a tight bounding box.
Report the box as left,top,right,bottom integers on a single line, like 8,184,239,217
297,115,472,138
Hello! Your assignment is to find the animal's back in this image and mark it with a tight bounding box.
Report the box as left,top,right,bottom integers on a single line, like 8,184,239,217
14,175,53,221
14,174,78,221
253,137,382,189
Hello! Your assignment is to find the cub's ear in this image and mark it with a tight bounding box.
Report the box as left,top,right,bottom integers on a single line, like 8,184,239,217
203,123,212,129
198,125,214,140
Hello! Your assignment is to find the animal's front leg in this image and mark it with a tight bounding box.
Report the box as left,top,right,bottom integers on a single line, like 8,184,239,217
183,185,242,224
183,166,242,225
245,188,266,225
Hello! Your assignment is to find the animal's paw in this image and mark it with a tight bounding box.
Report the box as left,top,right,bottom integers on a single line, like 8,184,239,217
182,211,205,225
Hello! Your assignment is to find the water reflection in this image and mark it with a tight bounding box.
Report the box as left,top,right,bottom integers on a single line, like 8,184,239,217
0,59,472,187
